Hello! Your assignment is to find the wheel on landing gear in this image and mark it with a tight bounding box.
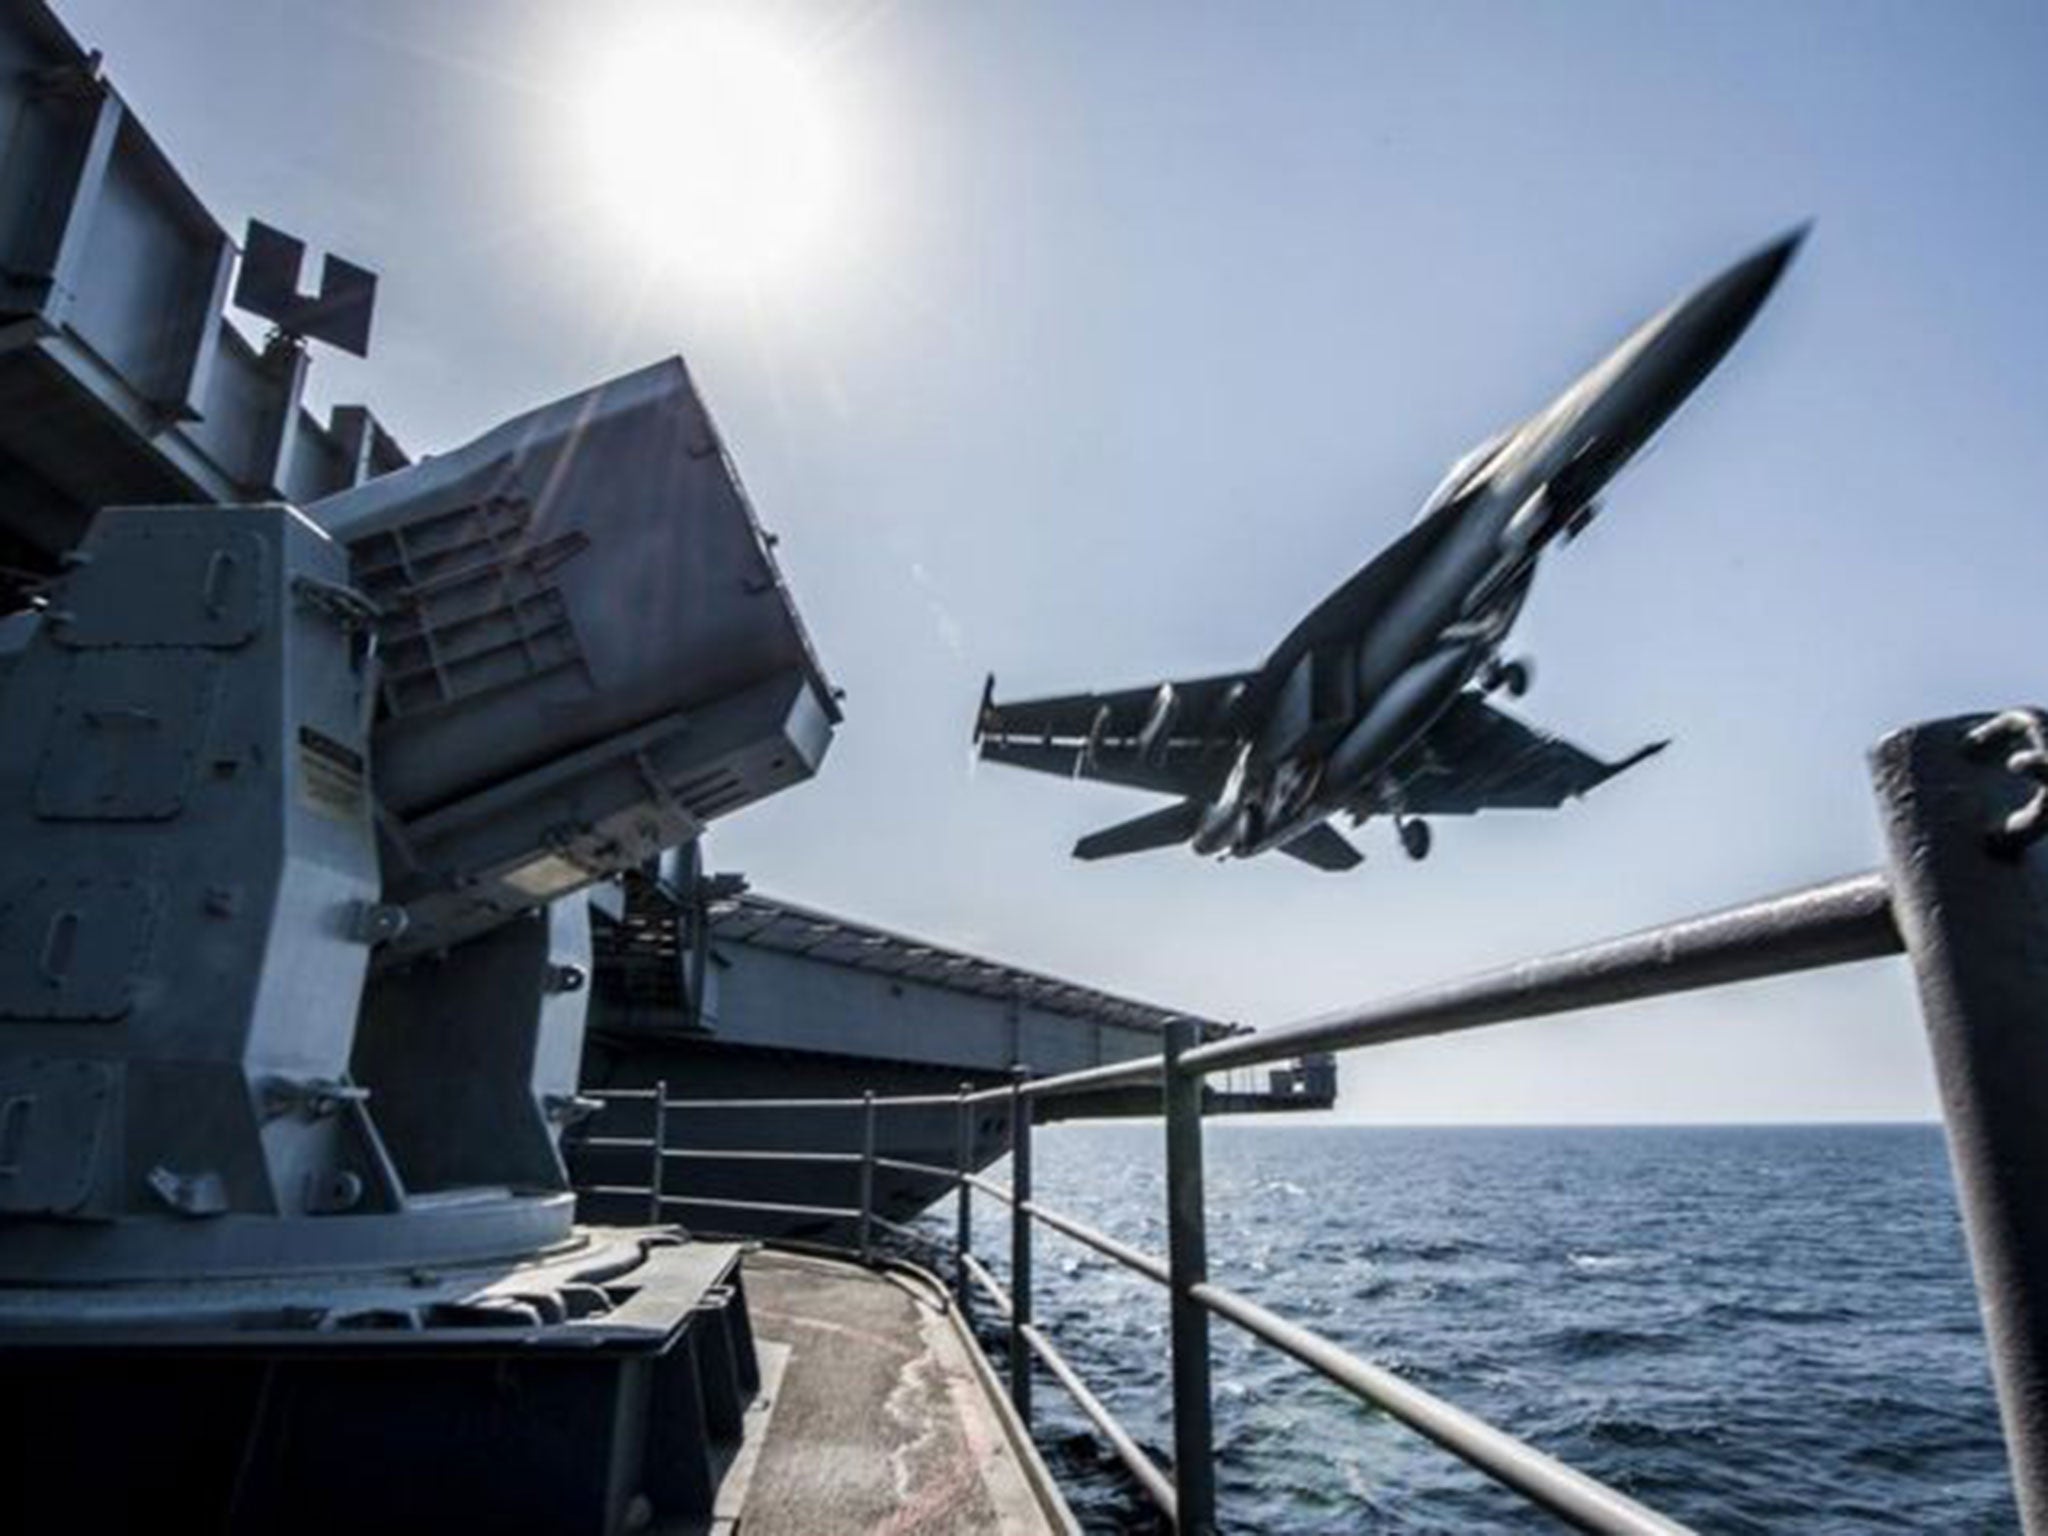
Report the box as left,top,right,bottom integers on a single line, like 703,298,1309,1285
1499,659,1531,698
1398,817,1432,861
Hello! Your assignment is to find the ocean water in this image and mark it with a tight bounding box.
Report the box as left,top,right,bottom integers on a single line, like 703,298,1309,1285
944,1123,2017,1533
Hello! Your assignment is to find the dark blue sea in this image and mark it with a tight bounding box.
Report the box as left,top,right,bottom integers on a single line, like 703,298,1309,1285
944,1123,2016,1533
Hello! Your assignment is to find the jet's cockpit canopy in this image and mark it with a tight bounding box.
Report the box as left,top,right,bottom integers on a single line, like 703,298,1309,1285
1415,426,1515,523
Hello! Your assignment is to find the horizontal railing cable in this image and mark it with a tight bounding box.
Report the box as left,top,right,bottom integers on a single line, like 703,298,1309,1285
962,1252,1012,1316
872,1155,958,1179
956,872,1902,1104
1022,1321,1178,1521
572,867,1916,1533
658,1092,967,1111
596,1136,1705,1531
1193,1282,1692,1536
663,1147,861,1164
1024,1201,1171,1286
1184,870,1898,1075
955,1244,1177,1519
661,1194,860,1223
962,1054,1163,1106
961,1170,1013,1205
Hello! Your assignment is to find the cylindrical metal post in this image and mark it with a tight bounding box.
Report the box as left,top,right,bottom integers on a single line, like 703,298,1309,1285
649,1078,668,1225
858,1090,877,1265
956,1083,974,1311
1009,1065,1033,1428
1875,713,2048,1533
1164,1020,1218,1535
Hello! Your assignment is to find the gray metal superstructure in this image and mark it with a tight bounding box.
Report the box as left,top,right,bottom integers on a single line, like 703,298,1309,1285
0,6,1325,1525
0,356,839,1289
0,6,835,1526
576,873,1334,1236
0,6,406,605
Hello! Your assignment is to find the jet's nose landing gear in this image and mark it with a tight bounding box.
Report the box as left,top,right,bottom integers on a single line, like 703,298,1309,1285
1482,656,1533,698
1397,815,1432,861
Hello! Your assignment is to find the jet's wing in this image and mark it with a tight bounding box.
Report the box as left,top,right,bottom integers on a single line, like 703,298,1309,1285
1383,693,1666,815
975,672,1253,798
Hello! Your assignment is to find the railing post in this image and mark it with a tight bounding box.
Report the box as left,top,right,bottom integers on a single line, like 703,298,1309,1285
858,1089,877,1265
1009,1065,1033,1428
1875,711,2048,1534
1164,1019,1217,1535
649,1078,667,1225
955,1083,973,1312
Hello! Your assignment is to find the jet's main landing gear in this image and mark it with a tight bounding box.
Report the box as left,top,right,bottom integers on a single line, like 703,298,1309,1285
1397,816,1432,861
1482,656,1533,698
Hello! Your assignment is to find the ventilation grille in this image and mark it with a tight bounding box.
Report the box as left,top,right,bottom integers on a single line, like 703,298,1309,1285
352,495,591,720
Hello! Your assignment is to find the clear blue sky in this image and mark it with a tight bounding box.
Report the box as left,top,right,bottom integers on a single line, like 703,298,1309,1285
61,0,2048,1121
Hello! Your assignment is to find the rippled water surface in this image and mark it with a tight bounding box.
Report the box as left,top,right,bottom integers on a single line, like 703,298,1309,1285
940,1124,2016,1533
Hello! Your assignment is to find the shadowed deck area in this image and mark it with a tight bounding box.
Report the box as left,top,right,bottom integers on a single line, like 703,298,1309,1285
737,1250,1071,1534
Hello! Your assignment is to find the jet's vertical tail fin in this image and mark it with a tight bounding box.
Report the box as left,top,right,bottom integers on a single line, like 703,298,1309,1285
1072,800,1204,861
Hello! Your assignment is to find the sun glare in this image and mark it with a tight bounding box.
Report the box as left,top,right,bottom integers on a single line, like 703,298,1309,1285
575,15,845,291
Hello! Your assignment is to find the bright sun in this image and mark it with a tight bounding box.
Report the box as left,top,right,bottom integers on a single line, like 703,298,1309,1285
576,15,844,291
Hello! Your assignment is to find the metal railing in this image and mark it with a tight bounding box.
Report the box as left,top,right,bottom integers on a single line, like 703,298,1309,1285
571,711,2048,1535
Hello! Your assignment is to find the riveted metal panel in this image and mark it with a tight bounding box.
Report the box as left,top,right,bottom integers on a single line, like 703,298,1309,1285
0,1057,113,1215
34,651,218,820
0,876,158,1020
54,522,267,648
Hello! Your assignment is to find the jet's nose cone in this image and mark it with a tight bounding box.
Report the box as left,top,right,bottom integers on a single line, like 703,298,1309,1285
1742,222,1810,295
1644,222,1809,385
1696,223,1810,334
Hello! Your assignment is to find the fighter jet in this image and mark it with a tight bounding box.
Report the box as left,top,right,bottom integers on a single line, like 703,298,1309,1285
973,228,1804,870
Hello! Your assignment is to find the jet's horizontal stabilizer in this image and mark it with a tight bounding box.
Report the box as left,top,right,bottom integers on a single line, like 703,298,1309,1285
1073,800,1205,861
1277,822,1363,871
1606,739,1670,778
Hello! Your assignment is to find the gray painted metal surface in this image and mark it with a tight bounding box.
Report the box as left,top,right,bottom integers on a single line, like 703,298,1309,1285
955,1085,974,1310
1164,1019,1219,1534
0,366,844,1281
707,888,1206,1034
0,63,846,1517
315,359,838,959
3,1236,764,1534
0,504,410,1278
0,7,1315,1532
576,876,1335,1242
597,874,1337,1090
0,3,407,609
1875,711,2048,1534
1009,1069,1035,1428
